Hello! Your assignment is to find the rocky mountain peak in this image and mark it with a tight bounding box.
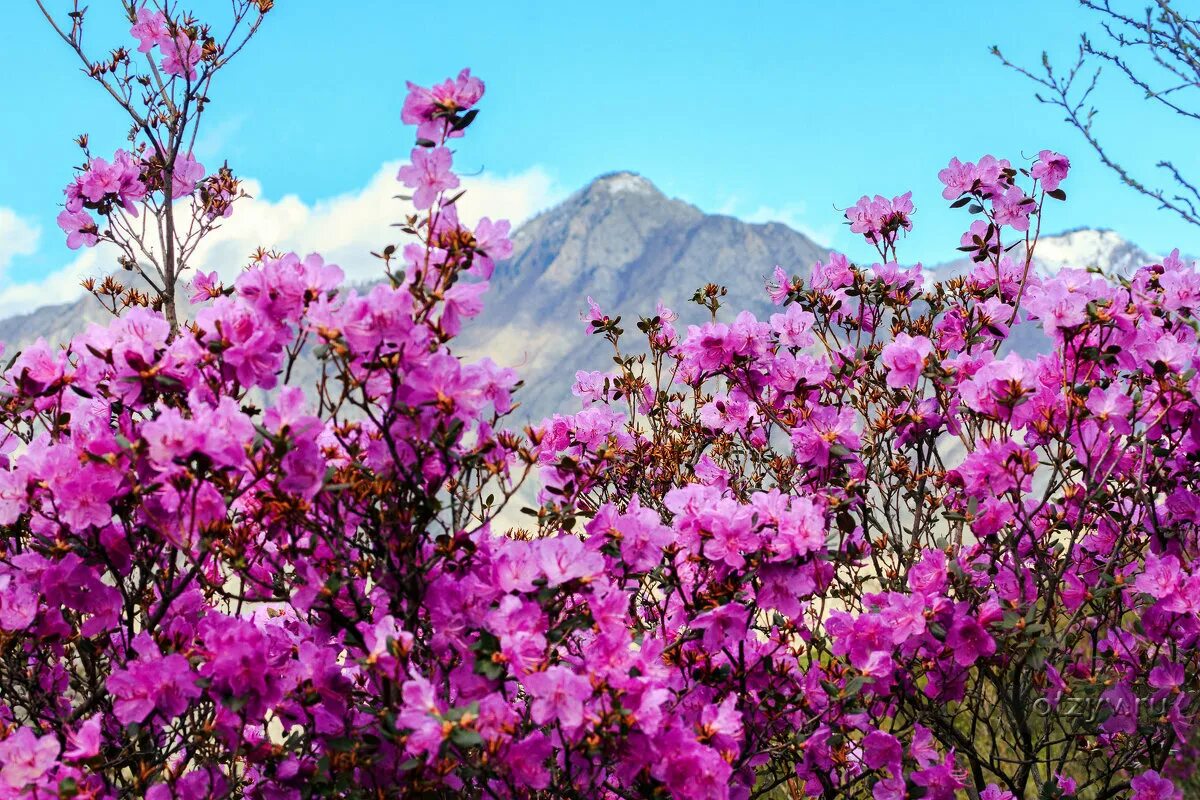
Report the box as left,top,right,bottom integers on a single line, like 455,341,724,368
587,171,661,197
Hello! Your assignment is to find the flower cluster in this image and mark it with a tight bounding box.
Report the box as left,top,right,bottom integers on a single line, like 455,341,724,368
6,17,1200,799
41,3,261,327
130,6,205,80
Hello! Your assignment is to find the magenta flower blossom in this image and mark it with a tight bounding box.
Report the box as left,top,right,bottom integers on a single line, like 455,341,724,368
908,549,947,597
0,570,38,632
981,785,1015,800
1130,770,1181,800
396,146,460,210
71,150,147,215
880,333,933,389
846,192,915,245
990,184,1033,232
861,729,903,771
770,302,816,348
522,665,593,730
1134,552,1182,598
107,644,201,726
63,716,102,762
946,612,996,667
1031,149,1070,192
470,216,512,278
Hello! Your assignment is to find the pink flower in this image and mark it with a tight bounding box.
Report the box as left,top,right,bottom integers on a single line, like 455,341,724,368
107,646,201,726
76,151,147,214
946,612,996,666
396,146,460,210
171,151,205,198
938,156,978,200
882,592,926,644
770,302,816,348
130,7,168,53
533,535,604,587
1130,770,1181,800
990,184,1033,232
522,665,593,729
975,155,1014,195
861,729,902,771
440,280,488,337
402,68,485,141
768,265,792,305
0,728,59,790
470,216,512,278
0,571,38,632
189,270,222,303
57,208,98,249
810,251,853,291
846,192,914,245
64,716,102,762
1135,552,1182,599
160,31,202,80
699,392,753,433
1031,149,1070,192
1085,386,1134,434
880,333,933,389
908,549,947,597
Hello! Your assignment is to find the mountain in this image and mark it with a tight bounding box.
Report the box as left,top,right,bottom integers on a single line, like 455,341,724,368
1031,227,1158,274
0,174,1170,426
928,227,1159,280
456,171,828,423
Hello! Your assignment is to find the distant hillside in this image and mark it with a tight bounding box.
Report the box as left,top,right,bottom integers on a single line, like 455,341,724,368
456,171,828,423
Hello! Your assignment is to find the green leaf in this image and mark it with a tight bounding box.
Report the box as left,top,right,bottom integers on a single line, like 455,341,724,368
450,728,483,748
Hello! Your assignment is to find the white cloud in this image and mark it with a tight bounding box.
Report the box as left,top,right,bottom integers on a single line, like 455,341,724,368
0,208,41,278
0,164,565,319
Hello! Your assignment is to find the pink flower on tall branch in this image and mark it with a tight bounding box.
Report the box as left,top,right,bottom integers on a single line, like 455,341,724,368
57,208,98,249
160,31,202,80
130,7,168,53
1031,149,1070,192
397,146,460,210
402,68,485,141
171,151,205,198
846,192,914,245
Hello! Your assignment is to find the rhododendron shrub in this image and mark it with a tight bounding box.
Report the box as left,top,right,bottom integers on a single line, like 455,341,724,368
3,8,1200,800
533,152,1200,799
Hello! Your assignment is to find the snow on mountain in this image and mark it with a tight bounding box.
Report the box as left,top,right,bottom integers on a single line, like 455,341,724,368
1031,227,1158,275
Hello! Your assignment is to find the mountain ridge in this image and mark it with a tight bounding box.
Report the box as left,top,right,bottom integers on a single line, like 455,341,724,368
0,172,1170,424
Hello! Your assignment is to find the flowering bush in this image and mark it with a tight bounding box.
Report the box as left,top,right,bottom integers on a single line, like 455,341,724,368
3,5,1200,800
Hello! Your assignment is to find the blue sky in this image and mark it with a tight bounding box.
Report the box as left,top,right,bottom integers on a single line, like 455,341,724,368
3,0,1198,305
